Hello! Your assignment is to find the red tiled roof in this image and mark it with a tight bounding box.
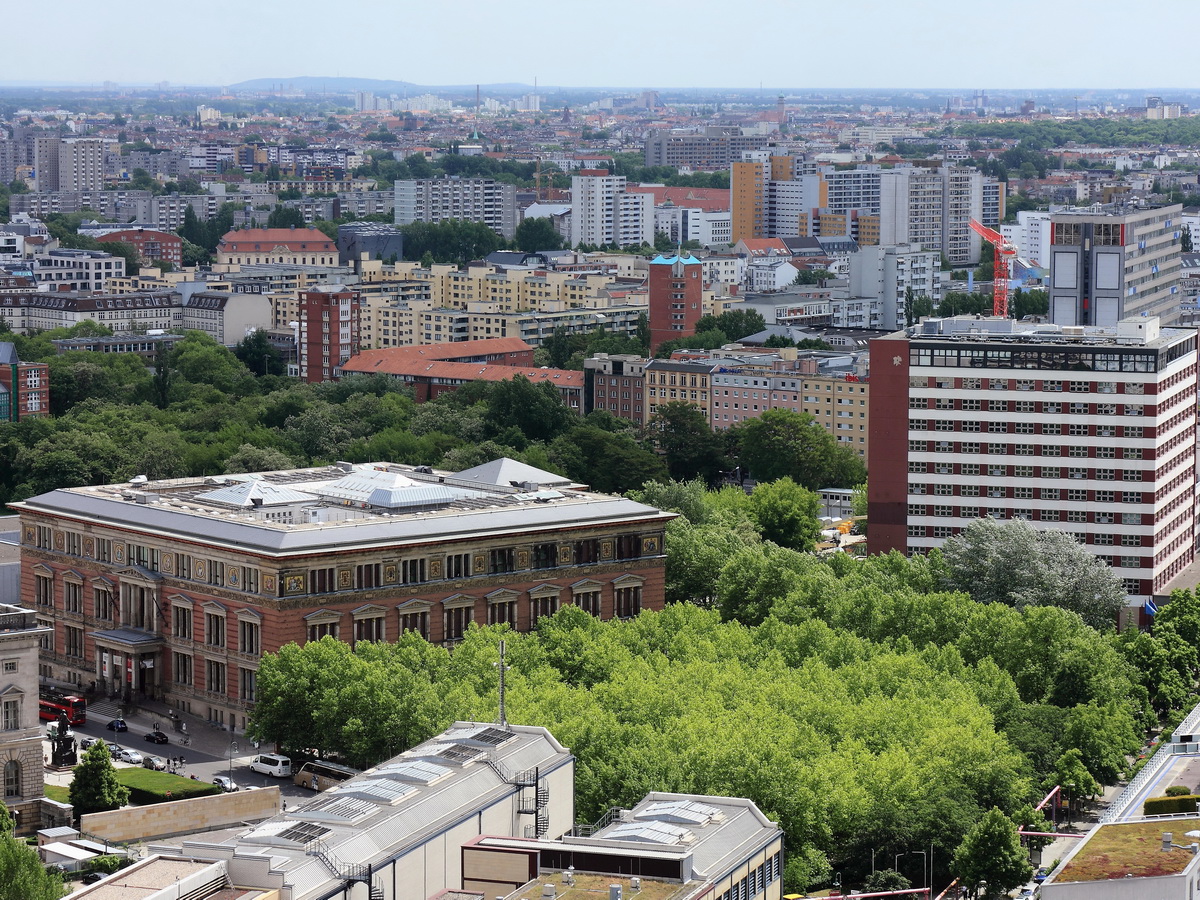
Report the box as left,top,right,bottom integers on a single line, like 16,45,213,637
217,228,336,252
626,184,730,212
344,356,583,386
343,338,533,369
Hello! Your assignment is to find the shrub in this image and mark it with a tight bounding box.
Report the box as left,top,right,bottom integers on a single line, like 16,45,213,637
1144,794,1199,816
1165,785,1191,797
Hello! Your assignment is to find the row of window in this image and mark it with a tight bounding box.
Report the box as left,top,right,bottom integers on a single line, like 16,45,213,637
910,484,1145,505
714,851,782,900
908,506,1150,534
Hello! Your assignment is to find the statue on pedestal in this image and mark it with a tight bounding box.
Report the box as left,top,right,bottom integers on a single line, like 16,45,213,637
49,712,77,767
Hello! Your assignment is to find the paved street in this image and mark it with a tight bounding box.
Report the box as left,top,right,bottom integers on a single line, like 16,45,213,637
44,700,310,803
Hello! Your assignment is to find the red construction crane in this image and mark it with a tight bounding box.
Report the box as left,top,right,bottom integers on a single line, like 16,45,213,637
969,218,1017,318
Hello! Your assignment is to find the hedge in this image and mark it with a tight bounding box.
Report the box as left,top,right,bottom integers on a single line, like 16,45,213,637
116,769,222,805
1144,794,1199,816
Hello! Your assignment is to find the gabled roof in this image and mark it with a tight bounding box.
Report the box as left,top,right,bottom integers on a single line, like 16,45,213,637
0,343,17,366
341,338,532,373
735,238,791,256
217,227,336,252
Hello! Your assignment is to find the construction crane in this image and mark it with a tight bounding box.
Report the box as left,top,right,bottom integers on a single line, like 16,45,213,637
968,218,1017,318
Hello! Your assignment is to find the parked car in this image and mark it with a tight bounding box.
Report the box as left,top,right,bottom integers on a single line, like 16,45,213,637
106,718,128,732
249,753,292,777
143,730,169,745
113,747,143,765
142,755,167,771
213,775,238,792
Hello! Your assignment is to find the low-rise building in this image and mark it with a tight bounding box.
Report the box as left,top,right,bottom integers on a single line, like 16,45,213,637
181,291,274,346
34,249,125,292
0,291,181,335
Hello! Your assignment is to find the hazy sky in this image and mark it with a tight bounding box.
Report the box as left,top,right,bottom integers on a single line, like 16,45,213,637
15,0,1198,90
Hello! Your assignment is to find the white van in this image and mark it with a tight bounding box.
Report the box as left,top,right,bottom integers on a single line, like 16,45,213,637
249,753,292,777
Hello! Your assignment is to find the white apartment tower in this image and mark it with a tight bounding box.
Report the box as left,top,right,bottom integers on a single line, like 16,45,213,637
394,177,518,240
570,169,653,249
868,315,1198,612
844,243,944,330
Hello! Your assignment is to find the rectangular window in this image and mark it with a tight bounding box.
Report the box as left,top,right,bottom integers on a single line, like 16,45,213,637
908,524,925,538
1096,447,1115,459
1123,492,1142,504
402,558,426,584
615,534,643,560
1123,470,1143,482
1122,556,1142,568
34,575,52,607
239,667,257,703
575,539,601,565
399,610,429,639
961,464,980,476
97,539,112,563
1042,488,1060,501
1015,422,1034,434
206,659,226,695
205,613,225,648
962,422,981,433
2,699,19,731
173,606,192,639
446,553,471,579
64,626,84,659
1121,534,1141,547
354,616,384,644
308,568,335,593
355,563,381,589
1067,489,1087,502
933,484,952,496
532,542,558,569
307,619,339,642
1042,467,1062,478
444,605,472,642
488,548,516,574
574,591,601,616
962,398,982,411
239,619,260,655
960,485,980,497
177,554,192,580
64,581,82,614
616,585,642,618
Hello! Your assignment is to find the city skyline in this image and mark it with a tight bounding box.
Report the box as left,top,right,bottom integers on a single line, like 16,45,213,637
18,0,1200,93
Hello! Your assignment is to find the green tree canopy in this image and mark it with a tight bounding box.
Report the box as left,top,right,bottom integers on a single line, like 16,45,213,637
952,808,1032,899
69,740,130,819
513,217,564,253
940,518,1126,630
732,408,865,490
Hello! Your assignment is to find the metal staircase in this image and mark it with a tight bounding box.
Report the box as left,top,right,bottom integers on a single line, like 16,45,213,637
484,753,550,838
306,839,370,884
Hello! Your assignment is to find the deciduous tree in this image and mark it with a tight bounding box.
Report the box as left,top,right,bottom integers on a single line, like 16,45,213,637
69,741,130,819
952,808,1031,899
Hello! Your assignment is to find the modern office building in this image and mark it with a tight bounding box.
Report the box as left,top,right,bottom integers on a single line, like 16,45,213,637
1047,204,1183,326
394,177,518,240
868,315,1197,609
15,459,673,731
570,170,653,249
644,127,770,170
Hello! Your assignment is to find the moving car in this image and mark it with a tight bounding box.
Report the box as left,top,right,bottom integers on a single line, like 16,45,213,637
213,775,238,792
106,718,128,732
79,736,101,750
143,730,169,745
142,755,167,771
112,747,143,765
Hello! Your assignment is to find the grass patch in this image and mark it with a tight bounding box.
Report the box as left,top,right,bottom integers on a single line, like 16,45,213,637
116,768,220,803
44,784,69,804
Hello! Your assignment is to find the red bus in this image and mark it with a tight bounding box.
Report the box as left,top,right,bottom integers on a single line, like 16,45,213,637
39,692,86,726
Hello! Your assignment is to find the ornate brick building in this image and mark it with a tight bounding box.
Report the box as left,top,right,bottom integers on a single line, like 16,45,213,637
15,459,672,734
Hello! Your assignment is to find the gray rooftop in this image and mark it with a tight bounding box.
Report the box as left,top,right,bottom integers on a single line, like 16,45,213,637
12,461,669,558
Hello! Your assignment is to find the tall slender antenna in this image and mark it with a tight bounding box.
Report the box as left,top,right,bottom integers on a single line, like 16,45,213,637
495,639,510,727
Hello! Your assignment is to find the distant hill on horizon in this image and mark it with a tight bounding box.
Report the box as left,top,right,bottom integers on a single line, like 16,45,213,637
228,76,535,95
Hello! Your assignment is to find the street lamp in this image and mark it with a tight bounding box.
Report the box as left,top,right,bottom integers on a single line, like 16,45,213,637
228,739,238,787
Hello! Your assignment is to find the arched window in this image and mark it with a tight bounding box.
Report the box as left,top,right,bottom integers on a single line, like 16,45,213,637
4,760,20,798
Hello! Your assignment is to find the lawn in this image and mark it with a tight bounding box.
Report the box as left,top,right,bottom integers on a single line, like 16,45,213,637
49,768,220,805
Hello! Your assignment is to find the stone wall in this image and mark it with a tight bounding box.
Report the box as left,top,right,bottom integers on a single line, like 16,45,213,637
81,786,280,843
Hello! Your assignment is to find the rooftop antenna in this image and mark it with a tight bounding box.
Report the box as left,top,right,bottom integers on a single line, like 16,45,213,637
494,639,510,728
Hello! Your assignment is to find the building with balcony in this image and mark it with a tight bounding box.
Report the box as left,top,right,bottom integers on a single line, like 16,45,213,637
394,177,518,240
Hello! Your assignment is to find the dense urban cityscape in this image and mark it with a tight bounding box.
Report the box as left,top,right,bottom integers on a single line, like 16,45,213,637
3,60,1200,900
